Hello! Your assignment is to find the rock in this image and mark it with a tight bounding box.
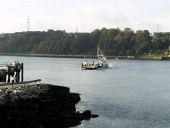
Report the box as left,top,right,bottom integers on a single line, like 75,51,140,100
70,93,81,104
0,84,98,128
81,110,99,119
91,114,99,118
82,110,92,120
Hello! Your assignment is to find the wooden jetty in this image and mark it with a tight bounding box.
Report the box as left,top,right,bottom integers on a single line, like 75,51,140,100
0,79,41,89
0,61,24,83
0,61,41,90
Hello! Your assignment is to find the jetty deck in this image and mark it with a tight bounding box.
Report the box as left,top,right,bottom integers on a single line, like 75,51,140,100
0,79,41,89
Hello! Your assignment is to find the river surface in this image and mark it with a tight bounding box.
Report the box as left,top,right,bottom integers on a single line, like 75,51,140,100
0,56,170,128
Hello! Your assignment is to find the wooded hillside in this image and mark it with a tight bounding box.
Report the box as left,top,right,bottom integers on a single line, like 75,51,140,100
0,28,170,56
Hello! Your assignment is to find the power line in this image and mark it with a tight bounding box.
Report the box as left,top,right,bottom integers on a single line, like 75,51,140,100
76,24,78,33
27,16,30,32
157,24,160,33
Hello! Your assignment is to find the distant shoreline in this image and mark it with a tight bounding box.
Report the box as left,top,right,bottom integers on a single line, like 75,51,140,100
0,53,170,60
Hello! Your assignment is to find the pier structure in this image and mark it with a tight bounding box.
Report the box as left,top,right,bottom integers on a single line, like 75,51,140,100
0,61,24,83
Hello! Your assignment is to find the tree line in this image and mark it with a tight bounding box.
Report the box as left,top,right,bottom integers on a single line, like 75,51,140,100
0,28,170,56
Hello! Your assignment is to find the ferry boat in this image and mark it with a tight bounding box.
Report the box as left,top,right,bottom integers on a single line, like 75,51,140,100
81,47,108,70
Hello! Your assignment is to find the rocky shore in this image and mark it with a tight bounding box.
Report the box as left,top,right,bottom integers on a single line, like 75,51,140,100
0,84,98,128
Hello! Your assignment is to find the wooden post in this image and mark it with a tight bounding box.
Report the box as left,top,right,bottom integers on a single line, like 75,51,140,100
18,71,20,82
16,72,18,82
16,71,20,83
7,68,10,83
21,63,24,82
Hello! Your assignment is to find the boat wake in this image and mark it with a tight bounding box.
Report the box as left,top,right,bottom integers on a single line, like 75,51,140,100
108,62,118,69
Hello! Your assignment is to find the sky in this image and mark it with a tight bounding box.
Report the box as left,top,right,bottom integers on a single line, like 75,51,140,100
0,0,170,33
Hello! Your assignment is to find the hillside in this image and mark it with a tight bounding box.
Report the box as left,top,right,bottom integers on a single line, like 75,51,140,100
0,28,170,56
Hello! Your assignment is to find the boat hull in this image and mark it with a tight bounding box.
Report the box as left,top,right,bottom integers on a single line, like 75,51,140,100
81,67,99,70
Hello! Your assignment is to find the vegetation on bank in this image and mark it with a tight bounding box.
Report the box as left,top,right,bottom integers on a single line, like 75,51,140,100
0,28,170,56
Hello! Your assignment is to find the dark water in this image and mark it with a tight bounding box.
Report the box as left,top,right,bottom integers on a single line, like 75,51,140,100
1,56,170,128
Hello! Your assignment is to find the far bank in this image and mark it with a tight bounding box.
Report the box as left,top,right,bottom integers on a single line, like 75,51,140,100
0,53,170,60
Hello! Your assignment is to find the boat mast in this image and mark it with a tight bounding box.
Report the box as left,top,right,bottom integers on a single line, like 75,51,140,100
97,46,104,59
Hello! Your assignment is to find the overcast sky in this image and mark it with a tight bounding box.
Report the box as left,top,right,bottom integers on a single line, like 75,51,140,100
0,0,170,33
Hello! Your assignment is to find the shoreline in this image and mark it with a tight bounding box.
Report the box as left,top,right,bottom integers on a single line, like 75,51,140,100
0,84,98,128
0,53,170,60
